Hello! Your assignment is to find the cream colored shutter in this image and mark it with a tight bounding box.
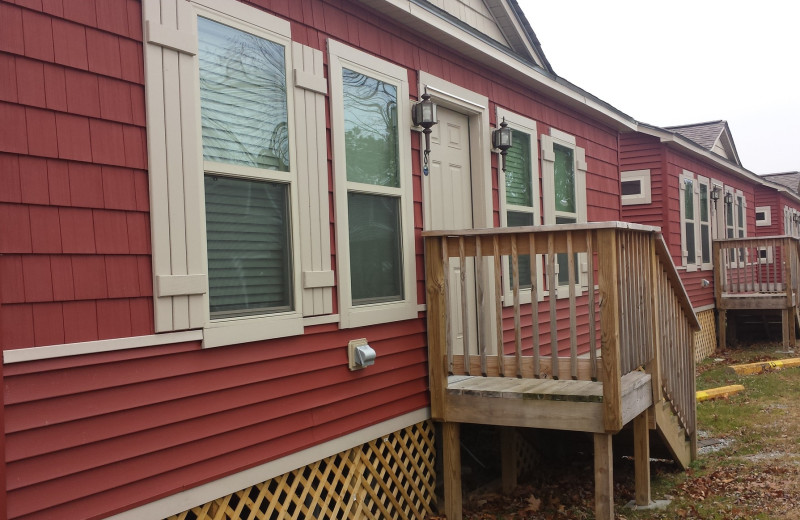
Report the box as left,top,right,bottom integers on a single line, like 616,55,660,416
142,0,207,332
292,43,334,316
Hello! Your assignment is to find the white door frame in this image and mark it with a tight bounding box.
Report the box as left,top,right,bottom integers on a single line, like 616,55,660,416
418,71,498,354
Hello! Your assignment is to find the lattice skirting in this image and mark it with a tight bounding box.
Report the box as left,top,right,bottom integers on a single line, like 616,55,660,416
694,309,717,361
166,421,436,520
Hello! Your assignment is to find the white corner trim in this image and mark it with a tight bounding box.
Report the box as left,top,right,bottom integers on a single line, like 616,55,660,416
106,408,431,520
3,330,204,364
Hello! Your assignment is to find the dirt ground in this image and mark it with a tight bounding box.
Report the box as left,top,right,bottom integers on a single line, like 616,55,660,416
432,344,800,520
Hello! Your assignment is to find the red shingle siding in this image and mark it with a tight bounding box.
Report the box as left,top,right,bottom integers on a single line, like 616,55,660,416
0,0,150,353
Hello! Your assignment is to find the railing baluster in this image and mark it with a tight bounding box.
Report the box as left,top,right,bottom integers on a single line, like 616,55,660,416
511,234,522,378
494,235,504,377
459,236,470,376
530,232,541,378
547,232,559,379
587,231,597,381
442,236,453,375
475,236,487,376
567,231,578,379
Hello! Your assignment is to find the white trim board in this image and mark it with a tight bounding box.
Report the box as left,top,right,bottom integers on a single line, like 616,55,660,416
3,330,204,364
106,408,431,520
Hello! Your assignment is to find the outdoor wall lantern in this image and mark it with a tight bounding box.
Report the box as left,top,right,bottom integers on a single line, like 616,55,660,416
412,88,438,176
710,186,721,202
492,117,513,173
794,214,800,224
724,192,734,205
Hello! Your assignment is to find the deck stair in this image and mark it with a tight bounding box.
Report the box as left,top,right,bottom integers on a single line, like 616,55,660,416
424,223,700,520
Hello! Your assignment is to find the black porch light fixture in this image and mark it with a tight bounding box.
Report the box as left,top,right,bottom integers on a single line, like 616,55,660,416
724,192,734,205
710,186,721,201
412,88,438,176
492,117,513,173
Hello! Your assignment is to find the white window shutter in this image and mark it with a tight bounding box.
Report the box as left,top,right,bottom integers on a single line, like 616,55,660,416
143,0,207,332
292,43,334,317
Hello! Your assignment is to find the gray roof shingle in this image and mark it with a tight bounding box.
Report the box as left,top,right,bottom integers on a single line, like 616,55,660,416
762,172,800,194
665,120,726,151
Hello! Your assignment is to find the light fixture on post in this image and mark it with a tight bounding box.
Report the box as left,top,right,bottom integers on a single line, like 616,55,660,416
724,192,734,205
492,117,513,172
710,186,721,202
412,88,437,176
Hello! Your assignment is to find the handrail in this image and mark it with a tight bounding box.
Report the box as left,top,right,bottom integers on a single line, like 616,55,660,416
424,221,698,434
713,235,800,300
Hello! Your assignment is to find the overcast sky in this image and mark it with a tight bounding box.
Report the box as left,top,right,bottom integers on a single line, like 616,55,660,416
516,0,800,175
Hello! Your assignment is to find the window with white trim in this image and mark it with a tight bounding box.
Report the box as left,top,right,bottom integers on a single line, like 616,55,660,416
755,206,771,227
697,176,712,269
785,206,800,237
620,169,651,205
541,128,587,296
497,107,540,305
142,0,333,347
679,171,699,271
328,39,417,328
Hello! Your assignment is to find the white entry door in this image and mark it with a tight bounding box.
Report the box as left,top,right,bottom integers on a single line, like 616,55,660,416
423,107,479,357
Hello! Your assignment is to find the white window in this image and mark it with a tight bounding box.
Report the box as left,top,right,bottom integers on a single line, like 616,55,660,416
328,39,417,328
697,176,712,269
142,0,333,347
679,171,699,271
541,128,588,296
785,206,800,237
620,169,651,205
497,107,540,305
755,206,771,227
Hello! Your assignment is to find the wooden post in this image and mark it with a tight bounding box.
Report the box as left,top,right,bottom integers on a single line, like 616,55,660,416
594,433,614,520
597,229,622,432
634,409,651,506
717,309,727,351
425,237,448,419
647,235,663,412
500,426,517,494
442,422,462,520
713,240,725,351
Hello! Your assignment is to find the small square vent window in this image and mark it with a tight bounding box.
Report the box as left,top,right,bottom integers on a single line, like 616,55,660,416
755,206,771,227
621,170,651,205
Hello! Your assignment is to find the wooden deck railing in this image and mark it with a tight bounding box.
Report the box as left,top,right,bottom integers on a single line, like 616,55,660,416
713,236,800,301
424,222,699,434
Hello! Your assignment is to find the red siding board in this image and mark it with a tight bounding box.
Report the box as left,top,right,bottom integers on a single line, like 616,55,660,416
0,4,25,55
0,203,32,253
86,28,122,78
52,18,89,70
96,298,132,338
59,207,96,254
125,0,142,41
14,57,45,108
45,159,70,206
29,205,62,253
71,255,107,299
65,68,101,117
22,255,53,302
122,124,146,169
32,302,65,346
98,77,133,124
55,113,92,162
101,166,137,210
62,0,97,28
0,255,25,303
42,62,67,111
93,209,129,254
129,296,153,335
89,119,126,166
21,9,55,62
0,154,22,203
0,53,19,102
0,102,29,154
62,299,98,343
132,168,149,211
41,0,62,17
50,255,75,300
19,156,50,205
25,106,59,158
117,38,143,84
130,84,145,126
104,255,139,298
1,304,35,349
136,255,152,294
126,212,150,254
68,162,103,208
95,0,129,37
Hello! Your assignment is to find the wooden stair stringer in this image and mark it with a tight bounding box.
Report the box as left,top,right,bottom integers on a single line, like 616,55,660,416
653,400,692,469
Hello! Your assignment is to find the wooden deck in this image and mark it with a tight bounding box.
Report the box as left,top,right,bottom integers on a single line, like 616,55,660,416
444,371,652,433
714,236,800,348
424,223,700,520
